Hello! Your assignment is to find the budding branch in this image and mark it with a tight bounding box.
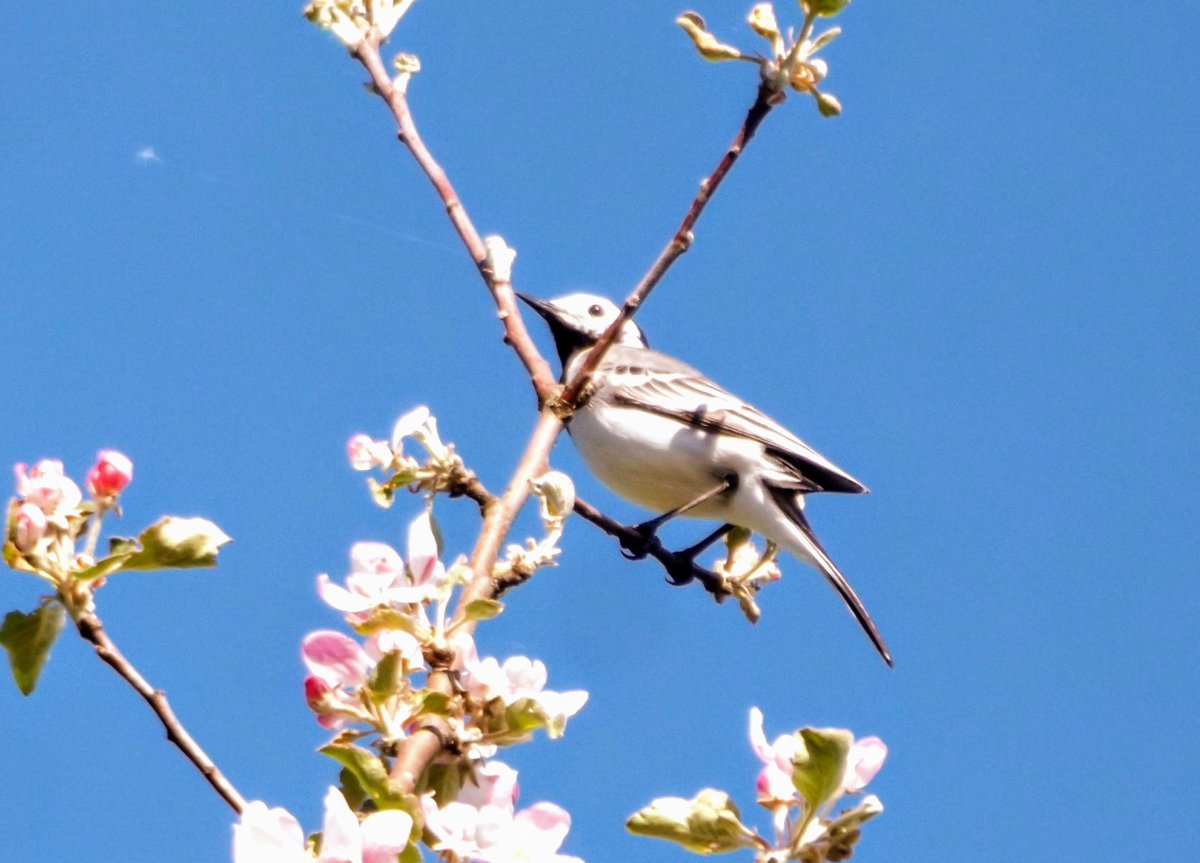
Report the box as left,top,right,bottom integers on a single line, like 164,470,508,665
349,30,779,794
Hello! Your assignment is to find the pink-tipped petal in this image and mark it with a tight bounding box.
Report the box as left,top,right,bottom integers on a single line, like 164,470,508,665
302,630,373,688
843,736,887,793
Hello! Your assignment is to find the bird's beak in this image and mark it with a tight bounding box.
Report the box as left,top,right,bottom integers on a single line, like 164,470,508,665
515,292,558,322
515,293,589,367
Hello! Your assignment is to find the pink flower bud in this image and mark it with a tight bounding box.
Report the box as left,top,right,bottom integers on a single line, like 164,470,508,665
86,450,133,497
14,502,48,552
304,675,330,707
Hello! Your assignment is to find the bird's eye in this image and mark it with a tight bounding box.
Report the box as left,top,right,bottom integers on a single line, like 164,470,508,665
588,304,604,317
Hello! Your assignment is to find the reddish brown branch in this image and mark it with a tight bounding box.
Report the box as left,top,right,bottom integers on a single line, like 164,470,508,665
346,33,778,795
559,78,781,405
75,612,246,814
351,35,557,400
388,409,563,787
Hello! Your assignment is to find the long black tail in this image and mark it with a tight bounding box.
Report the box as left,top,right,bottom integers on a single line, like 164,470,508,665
766,485,893,667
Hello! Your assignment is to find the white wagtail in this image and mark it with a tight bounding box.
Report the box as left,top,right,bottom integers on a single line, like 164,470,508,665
519,292,891,666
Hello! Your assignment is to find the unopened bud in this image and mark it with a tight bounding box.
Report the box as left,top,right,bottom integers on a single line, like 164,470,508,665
87,450,133,498
14,502,47,552
531,471,575,522
816,91,842,117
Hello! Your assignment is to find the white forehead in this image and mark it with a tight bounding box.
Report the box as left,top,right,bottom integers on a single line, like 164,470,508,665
548,292,622,321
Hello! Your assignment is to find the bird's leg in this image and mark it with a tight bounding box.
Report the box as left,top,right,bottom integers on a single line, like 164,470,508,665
678,523,735,562
620,475,736,561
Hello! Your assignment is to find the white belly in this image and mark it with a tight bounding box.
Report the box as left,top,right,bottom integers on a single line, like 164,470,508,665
567,402,767,518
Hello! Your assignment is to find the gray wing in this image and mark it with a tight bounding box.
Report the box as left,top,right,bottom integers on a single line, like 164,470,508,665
597,345,868,494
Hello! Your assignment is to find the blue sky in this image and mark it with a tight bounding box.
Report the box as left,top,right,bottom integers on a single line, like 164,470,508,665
2,2,1198,861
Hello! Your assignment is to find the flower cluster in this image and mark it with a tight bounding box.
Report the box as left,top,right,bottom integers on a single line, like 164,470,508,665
628,709,885,863
677,2,850,116
422,761,583,863
303,505,586,749
348,406,479,510
238,409,586,863
3,450,230,695
7,453,136,595
234,787,412,863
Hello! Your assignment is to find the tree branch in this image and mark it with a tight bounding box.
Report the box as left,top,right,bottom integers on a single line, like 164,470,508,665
388,409,563,788
559,77,781,406
350,34,557,399
346,32,780,796
75,612,246,814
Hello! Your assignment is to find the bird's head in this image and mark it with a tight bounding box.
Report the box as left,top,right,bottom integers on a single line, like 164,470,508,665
517,292,648,366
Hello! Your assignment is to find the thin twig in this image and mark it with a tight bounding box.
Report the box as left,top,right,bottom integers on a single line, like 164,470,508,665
559,77,781,406
351,34,556,399
348,33,778,795
75,612,247,814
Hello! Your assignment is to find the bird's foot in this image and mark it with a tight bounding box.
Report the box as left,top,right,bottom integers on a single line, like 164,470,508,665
618,521,660,561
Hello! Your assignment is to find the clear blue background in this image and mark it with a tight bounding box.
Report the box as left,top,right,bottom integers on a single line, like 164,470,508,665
2,2,1197,861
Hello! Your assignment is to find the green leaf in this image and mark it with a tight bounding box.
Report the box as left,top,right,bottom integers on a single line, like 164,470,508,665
420,762,462,805
338,766,369,811
626,789,754,854
806,0,851,17
506,697,549,731
417,689,451,717
108,536,140,556
352,606,427,640
320,743,406,807
792,727,853,810
367,650,404,700
122,517,232,570
0,603,66,695
461,598,503,622
74,551,137,582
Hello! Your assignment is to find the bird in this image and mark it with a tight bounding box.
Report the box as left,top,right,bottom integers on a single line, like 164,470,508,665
518,291,891,666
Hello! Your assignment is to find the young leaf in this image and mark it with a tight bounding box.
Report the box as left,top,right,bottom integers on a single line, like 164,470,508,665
367,650,404,700
320,743,406,808
806,0,851,17
626,789,754,854
461,598,503,622
121,517,232,570
791,727,853,810
0,603,66,695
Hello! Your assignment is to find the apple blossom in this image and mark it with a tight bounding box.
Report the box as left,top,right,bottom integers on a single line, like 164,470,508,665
233,789,413,863
748,707,802,805
317,786,412,863
14,459,82,519
13,502,48,553
303,630,373,689
842,735,887,794
389,405,431,452
86,449,133,497
316,542,406,614
457,760,519,813
302,630,373,727
347,434,393,472
459,644,588,731
232,801,310,863
423,770,582,863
